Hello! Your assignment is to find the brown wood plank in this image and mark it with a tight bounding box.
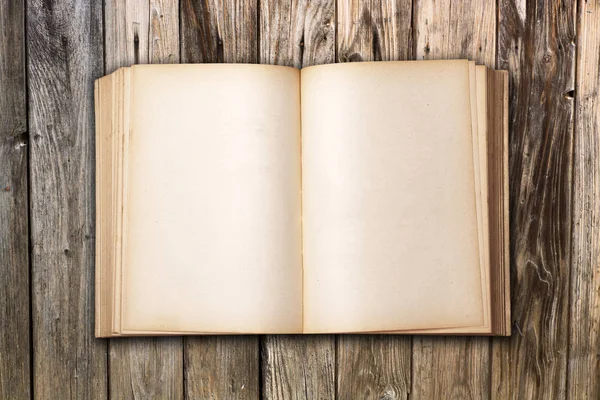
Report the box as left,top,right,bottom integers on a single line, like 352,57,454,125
259,0,335,68
338,336,411,400
184,336,259,399
335,1,412,398
337,0,412,62
104,1,184,398
413,0,496,65
410,1,496,398
261,336,335,399
105,0,149,74
0,0,30,398
261,335,334,400
568,0,600,398
180,1,260,398
493,0,576,398
28,0,107,398
150,0,180,64
258,1,335,398
412,337,490,399
110,338,182,398
181,0,258,63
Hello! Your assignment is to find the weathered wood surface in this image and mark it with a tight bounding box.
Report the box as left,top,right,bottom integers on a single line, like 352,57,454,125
411,1,496,398
27,0,107,398
181,1,260,398
335,2,413,399
185,336,259,399
337,0,412,62
413,0,496,65
0,0,30,399
495,0,576,399
104,2,184,398
3,0,598,399
569,0,600,398
338,335,410,400
110,338,183,399
259,1,336,398
181,0,258,63
261,336,335,400
260,0,335,68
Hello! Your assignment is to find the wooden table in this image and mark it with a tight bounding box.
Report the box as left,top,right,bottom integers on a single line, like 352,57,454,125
1,0,597,398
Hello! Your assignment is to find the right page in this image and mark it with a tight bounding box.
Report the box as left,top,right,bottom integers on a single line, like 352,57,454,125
301,60,485,333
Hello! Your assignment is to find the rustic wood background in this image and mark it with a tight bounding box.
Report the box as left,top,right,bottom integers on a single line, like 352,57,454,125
0,0,597,398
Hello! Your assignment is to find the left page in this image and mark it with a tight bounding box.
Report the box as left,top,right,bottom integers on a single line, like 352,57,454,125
121,64,303,334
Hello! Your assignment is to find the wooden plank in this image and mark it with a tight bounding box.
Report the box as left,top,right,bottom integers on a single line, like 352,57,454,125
184,337,259,399
104,1,184,398
337,0,412,62
180,1,260,398
261,336,335,399
413,0,496,65
259,0,335,68
150,0,180,64
412,337,490,399
258,1,335,398
0,0,30,398
335,1,412,398
568,0,600,398
110,338,182,398
493,0,576,398
181,0,258,63
28,0,107,398
410,1,495,398
105,0,149,74
338,336,411,399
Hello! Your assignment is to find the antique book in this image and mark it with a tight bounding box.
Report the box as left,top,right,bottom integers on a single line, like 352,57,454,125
95,60,510,337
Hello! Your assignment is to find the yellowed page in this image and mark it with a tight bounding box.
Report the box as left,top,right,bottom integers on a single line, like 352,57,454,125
391,67,493,336
301,60,484,333
122,64,302,333
475,65,491,332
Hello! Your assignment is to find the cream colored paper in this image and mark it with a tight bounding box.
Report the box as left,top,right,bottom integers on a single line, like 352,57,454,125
301,60,485,333
122,64,303,333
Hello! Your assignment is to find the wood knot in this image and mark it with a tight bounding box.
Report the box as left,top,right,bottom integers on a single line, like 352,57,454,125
542,53,552,63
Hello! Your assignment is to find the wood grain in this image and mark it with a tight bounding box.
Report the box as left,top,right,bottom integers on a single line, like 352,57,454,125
335,2,412,398
104,1,184,398
261,336,335,400
13,2,600,398
110,338,182,399
413,0,496,66
181,1,260,398
259,0,335,68
494,0,576,398
105,0,149,74
181,0,258,63
259,1,335,398
568,0,600,398
185,336,259,399
412,337,490,399
0,0,30,398
338,336,410,400
150,0,180,64
337,0,412,62
28,0,107,398
410,1,496,398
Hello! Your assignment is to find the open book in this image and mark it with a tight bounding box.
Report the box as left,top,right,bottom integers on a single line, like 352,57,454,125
95,60,510,337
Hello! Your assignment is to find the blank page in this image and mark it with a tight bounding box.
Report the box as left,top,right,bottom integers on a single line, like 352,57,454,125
301,60,484,333
122,64,303,333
